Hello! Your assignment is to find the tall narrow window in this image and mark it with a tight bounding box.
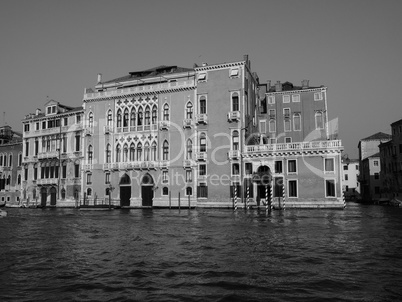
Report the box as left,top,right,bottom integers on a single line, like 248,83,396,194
116,144,121,162
269,119,276,132
88,112,93,128
130,108,136,128
106,144,111,163
200,133,207,152
144,142,150,161
137,108,143,126
199,96,206,114
326,180,336,197
151,142,157,161
145,106,150,126
232,92,239,111
232,131,239,150
123,108,129,128
87,145,93,164
107,110,113,127
293,113,301,131
186,102,193,119
25,140,29,157
163,104,170,121
137,142,142,161
152,106,157,124
186,139,192,159
284,119,291,132
75,132,80,152
315,112,324,129
123,144,128,162
130,143,135,161
117,109,122,128
163,141,169,161
288,180,298,197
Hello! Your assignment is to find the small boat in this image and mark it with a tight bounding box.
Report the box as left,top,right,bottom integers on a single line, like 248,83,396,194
0,209,7,217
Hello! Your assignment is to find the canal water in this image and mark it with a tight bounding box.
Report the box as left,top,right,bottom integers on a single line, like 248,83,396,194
1,203,402,301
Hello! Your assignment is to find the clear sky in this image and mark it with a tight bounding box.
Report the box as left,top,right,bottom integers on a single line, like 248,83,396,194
1,0,401,158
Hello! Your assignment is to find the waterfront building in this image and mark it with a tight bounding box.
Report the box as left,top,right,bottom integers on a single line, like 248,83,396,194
21,101,83,207
82,55,344,208
358,132,391,201
0,125,22,206
341,158,360,200
379,119,402,199
360,153,381,202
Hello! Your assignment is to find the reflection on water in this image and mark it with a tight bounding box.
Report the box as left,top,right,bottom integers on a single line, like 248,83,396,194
1,203,402,301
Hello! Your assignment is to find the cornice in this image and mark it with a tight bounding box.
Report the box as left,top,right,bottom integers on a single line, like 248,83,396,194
195,61,245,72
22,110,83,123
266,87,327,96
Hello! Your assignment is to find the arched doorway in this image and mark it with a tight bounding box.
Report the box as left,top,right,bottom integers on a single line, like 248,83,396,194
50,187,57,206
255,165,272,206
141,173,154,207
120,173,131,207
40,187,47,207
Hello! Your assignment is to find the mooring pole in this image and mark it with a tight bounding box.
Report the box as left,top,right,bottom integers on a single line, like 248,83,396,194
178,192,181,210
169,191,171,209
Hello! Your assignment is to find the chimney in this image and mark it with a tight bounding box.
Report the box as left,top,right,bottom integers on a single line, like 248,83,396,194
275,81,282,92
267,80,271,90
202,62,208,67
97,73,102,83
302,79,309,89
35,108,41,115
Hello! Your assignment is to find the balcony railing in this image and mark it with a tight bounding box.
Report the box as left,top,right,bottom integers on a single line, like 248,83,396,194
160,120,170,130
83,127,94,136
38,151,59,159
160,161,169,169
228,111,241,122
82,163,93,171
228,150,241,160
36,178,58,185
244,140,343,154
104,125,114,134
195,152,207,161
183,119,193,129
183,159,194,167
195,114,208,125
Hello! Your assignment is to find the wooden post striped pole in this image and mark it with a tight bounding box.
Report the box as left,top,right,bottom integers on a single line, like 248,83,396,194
265,185,268,211
234,185,237,211
283,182,286,210
246,185,250,210
343,190,346,208
270,183,273,211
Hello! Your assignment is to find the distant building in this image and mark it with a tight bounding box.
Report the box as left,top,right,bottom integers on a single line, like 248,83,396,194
379,119,402,199
358,132,391,201
21,101,83,207
361,153,381,201
341,158,360,200
0,125,22,206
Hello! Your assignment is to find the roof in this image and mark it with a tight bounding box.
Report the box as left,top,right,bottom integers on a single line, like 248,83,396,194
101,65,194,85
361,132,392,141
268,81,322,92
391,118,402,126
368,152,381,158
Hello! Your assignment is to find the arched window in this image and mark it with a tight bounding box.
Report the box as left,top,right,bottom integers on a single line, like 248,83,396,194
315,112,324,129
293,113,301,131
130,143,135,161
18,153,22,166
151,142,157,161
88,112,93,128
200,133,207,152
117,109,122,128
123,144,128,162
163,187,169,195
232,130,239,150
7,175,11,185
87,145,93,164
123,108,129,128
138,107,143,126
163,104,169,121
137,142,142,161
116,144,121,162
232,92,239,111
130,108,136,129
17,174,21,185
186,102,193,119
186,187,192,196
9,154,12,167
151,106,157,124
0,154,3,166
106,144,111,163
145,106,150,126
162,140,169,161
269,119,276,132
107,110,113,127
199,96,206,114
144,142,150,161
87,188,92,197
61,188,66,200
186,139,192,159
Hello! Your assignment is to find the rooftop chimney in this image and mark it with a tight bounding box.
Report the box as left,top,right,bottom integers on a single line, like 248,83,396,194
275,81,282,92
202,62,208,67
267,80,271,90
302,79,309,89
35,108,41,115
97,73,102,83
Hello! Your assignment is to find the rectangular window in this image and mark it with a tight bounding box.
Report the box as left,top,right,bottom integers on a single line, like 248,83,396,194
75,133,80,152
232,163,239,175
86,173,92,185
162,171,168,183
25,141,29,157
275,161,283,173
245,163,252,175
76,115,81,123
374,160,379,166
42,121,46,129
64,117,68,126
343,165,348,170
267,96,275,104
374,173,379,180
288,160,297,173
198,73,207,82
292,94,300,102
284,119,291,132
259,120,266,133
36,123,39,130
285,137,292,143
74,164,80,178
24,168,28,181
270,138,277,144
269,120,276,133
24,124,30,132
229,68,239,77
375,186,380,194
314,92,323,101
288,180,297,197
345,174,348,181
293,114,301,131
283,108,290,117
269,109,276,117
324,158,335,173
62,165,67,179
186,170,192,182
199,164,206,176
326,179,336,197
197,184,208,198
283,95,290,103
47,107,52,114
105,172,110,184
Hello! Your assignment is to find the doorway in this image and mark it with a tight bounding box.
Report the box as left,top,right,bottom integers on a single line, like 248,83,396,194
141,173,154,207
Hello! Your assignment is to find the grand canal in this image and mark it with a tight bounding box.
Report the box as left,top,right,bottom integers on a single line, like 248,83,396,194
1,202,402,301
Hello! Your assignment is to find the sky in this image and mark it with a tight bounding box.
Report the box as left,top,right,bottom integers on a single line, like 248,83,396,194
1,0,401,158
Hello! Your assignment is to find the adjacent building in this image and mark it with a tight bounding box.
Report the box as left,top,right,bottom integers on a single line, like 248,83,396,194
21,101,84,207
342,158,360,200
0,125,22,206
81,55,344,209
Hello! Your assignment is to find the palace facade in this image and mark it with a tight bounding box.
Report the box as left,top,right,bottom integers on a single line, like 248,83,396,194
81,55,344,208
21,101,84,207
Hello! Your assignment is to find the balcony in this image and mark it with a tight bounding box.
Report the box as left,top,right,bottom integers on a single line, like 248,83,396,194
183,159,194,168
160,120,170,130
160,161,169,169
104,125,114,134
84,127,94,136
228,111,241,122
119,162,132,170
82,163,93,171
103,163,113,171
38,151,59,159
36,178,58,185
183,119,193,129
244,140,343,156
198,175,207,181
195,152,207,161
195,114,208,125
228,150,241,160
